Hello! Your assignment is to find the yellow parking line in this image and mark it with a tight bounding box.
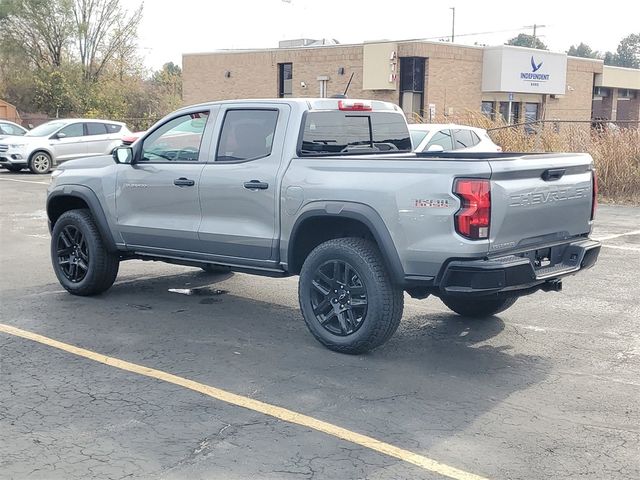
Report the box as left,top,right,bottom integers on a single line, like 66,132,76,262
0,322,488,480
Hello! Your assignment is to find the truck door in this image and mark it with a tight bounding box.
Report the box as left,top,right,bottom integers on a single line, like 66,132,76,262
115,109,215,251
198,103,290,261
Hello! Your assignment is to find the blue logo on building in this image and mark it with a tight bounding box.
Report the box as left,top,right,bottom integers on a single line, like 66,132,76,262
531,56,543,72
521,55,549,81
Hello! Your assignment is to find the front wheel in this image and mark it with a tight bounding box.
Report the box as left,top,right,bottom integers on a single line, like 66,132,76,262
51,209,119,296
29,151,52,174
440,295,517,317
299,238,404,354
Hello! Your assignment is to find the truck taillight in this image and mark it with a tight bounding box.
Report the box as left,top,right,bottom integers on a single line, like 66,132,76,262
338,100,372,111
591,170,598,221
453,178,491,240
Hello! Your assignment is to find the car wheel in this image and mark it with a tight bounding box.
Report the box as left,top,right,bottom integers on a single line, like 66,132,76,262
299,238,404,354
29,151,52,174
4,165,23,172
51,209,119,296
440,295,517,317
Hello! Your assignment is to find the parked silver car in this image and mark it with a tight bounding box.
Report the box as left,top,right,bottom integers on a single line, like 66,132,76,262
0,119,131,174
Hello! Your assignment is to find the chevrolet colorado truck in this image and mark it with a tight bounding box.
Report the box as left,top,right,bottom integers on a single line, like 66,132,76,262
47,98,600,354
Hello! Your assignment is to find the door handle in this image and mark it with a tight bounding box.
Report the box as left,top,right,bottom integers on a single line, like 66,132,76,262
541,168,566,181
174,177,195,187
244,180,269,190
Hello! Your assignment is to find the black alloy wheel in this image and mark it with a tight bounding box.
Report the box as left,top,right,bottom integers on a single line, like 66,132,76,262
310,260,368,336
56,225,90,283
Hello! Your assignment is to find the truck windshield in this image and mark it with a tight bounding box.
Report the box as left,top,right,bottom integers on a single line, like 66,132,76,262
300,111,411,156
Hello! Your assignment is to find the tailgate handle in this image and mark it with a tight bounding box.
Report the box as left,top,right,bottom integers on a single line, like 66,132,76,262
541,168,566,181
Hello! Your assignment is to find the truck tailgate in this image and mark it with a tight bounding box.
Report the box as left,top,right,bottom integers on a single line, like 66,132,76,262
488,153,594,254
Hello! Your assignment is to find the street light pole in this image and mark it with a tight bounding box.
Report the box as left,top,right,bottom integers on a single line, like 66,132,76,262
450,7,456,43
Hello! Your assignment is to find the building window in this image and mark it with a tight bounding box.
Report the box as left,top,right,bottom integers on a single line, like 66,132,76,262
399,57,426,117
481,101,495,119
524,103,539,133
278,63,292,98
499,102,520,124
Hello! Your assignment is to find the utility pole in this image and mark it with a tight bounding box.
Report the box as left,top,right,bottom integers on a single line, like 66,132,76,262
524,24,546,47
450,7,456,43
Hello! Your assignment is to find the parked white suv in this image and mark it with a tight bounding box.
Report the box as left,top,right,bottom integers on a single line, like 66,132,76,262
0,119,131,174
409,123,502,153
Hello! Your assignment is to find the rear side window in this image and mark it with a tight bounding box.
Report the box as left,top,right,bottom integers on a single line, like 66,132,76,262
300,112,411,156
216,109,279,162
453,129,480,149
106,124,122,133
86,123,107,135
426,130,453,150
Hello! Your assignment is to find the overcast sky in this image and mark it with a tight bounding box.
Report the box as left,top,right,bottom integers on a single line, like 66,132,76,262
126,0,640,70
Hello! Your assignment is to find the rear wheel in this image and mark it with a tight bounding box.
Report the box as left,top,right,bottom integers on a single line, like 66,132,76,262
51,209,119,296
440,295,517,317
29,151,52,174
299,238,403,354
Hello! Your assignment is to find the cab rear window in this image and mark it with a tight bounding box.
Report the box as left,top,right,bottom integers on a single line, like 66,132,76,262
299,111,411,156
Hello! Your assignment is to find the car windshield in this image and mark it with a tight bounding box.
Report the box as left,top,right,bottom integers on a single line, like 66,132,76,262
410,129,430,147
25,121,67,137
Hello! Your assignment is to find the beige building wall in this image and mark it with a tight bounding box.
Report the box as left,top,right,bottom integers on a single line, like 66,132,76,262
545,57,602,121
183,41,613,126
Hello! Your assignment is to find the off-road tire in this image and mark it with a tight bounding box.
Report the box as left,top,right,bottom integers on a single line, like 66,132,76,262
440,295,517,317
29,151,52,174
51,209,119,296
299,238,404,354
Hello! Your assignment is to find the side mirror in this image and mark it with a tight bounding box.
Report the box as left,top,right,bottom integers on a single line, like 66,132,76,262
56,132,67,139
427,144,445,152
113,146,133,164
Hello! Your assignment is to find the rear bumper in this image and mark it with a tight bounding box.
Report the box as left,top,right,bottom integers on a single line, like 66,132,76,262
437,239,600,297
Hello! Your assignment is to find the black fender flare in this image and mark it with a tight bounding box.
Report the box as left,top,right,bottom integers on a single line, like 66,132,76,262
288,202,406,284
47,185,118,253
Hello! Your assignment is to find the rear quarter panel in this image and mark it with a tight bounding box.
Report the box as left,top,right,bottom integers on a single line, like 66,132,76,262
281,157,493,278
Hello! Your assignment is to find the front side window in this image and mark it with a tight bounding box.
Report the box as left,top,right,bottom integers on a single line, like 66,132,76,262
58,123,84,138
426,130,453,151
141,111,209,162
216,109,279,162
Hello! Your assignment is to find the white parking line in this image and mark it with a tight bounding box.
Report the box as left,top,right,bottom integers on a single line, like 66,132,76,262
594,230,640,241
0,177,49,185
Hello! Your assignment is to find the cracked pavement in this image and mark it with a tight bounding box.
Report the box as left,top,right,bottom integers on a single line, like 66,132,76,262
0,170,639,479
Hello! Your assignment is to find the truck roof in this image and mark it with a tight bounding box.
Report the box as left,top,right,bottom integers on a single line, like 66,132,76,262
178,98,403,113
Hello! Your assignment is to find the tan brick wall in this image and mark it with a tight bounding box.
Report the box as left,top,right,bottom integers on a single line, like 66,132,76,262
183,42,601,125
545,58,602,121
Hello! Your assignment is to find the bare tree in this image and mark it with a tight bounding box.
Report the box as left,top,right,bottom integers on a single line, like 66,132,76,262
72,0,143,81
0,0,74,69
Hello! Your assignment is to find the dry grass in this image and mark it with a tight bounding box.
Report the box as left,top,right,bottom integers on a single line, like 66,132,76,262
412,112,640,204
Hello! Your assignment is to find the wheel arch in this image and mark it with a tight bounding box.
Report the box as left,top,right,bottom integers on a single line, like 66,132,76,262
287,202,405,284
47,186,118,253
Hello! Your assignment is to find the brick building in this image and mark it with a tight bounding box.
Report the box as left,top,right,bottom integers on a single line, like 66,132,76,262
183,39,640,125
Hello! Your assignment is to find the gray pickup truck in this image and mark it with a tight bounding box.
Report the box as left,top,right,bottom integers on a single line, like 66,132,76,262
47,98,600,353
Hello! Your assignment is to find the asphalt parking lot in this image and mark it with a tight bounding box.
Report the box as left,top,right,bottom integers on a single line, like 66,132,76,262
0,169,639,480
